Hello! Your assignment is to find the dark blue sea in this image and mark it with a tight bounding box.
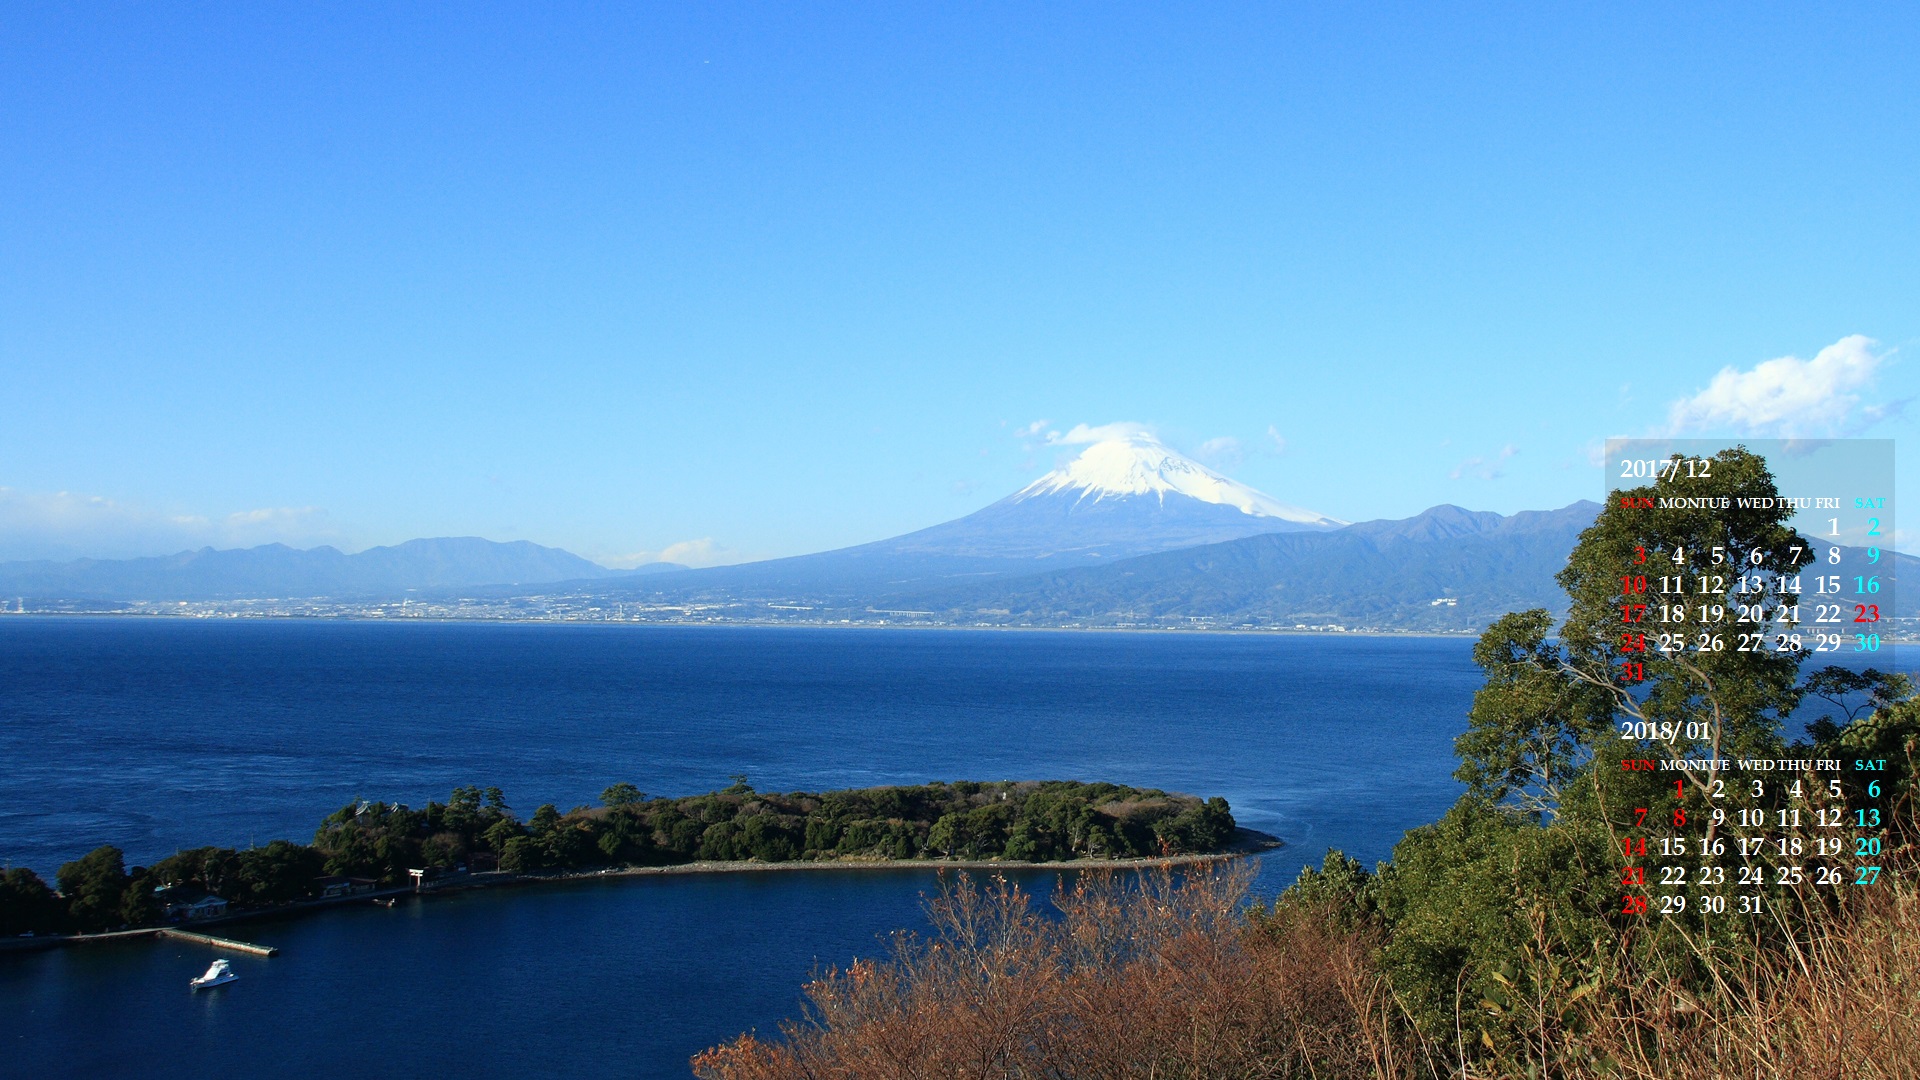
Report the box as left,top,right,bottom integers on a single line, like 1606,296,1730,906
0,618,1481,1078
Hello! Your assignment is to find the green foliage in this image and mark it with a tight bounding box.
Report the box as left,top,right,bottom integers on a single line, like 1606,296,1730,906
1373,799,1616,1040
145,842,325,909
120,868,162,926
1270,849,1377,932
233,841,327,905
600,782,644,807
1556,448,1809,761
1276,446,1916,1072
310,783,523,884
1156,796,1235,853
312,800,428,883
1454,609,1613,818
529,803,561,833
56,846,131,933
0,867,65,935
333,777,1231,889
151,846,239,897
497,836,538,873
1825,695,1920,843
38,780,1235,937
1804,666,1915,745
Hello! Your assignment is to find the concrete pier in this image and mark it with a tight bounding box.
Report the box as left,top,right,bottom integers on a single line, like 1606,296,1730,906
159,929,279,956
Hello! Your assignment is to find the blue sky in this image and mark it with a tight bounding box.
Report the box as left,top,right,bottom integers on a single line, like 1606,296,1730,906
3,4,1915,566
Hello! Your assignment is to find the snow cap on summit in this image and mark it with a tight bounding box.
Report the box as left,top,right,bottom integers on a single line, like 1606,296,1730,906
1016,429,1344,525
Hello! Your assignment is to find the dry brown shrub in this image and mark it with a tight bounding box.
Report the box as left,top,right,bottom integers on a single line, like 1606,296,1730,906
1578,883,1920,1080
693,862,1920,1080
691,864,1415,1080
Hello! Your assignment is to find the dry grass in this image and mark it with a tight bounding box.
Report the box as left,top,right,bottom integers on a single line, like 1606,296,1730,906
1584,884,1920,1080
693,859,1920,1080
693,865,1410,1080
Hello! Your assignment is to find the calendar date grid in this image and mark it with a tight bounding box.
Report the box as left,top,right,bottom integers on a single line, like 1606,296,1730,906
1617,762,1893,920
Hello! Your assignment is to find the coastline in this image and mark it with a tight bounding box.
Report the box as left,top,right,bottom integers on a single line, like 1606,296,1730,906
513,824,1283,882
0,828,1283,956
0,609,1484,639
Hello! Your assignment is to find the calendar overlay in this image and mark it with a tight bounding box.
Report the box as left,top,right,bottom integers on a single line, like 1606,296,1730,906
1604,439,1899,922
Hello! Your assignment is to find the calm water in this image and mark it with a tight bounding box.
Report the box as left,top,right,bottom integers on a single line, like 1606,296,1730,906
1,618,1480,1078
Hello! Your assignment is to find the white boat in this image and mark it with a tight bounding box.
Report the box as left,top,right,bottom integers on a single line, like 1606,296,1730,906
189,958,238,990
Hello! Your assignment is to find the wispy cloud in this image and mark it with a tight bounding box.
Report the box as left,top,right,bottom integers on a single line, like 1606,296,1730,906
0,487,343,562
1008,419,1059,454
1046,421,1154,446
1017,420,1290,470
1450,445,1519,481
1193,436,1245,470
606,537,740,570
1666,335,1897,438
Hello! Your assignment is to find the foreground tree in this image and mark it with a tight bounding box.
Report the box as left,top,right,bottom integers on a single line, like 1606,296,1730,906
56,846,132,933
0,867,64,935
1378,446,1917,1069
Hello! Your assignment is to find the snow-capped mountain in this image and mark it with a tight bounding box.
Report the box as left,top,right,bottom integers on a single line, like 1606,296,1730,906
561,431,1346,602
839,431,1344,562
1010,433,1342,526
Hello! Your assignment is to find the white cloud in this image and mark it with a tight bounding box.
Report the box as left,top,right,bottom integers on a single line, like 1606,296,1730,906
1008,419,1058,453
0,487,343,561
1666,335,1893,438
606,537,740,569
1046,421,1154,446
1449,445,1519,481
1193,436,1246,470
1265,426,1289,454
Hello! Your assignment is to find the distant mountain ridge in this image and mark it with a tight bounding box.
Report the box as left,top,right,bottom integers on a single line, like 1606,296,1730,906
892,501,1607,630
12,498,1900,633
0,436,1353,605
564,433,1346,601
0,538,667,601
534,499,1609,633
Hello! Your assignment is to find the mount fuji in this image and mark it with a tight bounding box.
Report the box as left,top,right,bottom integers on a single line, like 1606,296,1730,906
860,431,1343,561
586,431,1345,600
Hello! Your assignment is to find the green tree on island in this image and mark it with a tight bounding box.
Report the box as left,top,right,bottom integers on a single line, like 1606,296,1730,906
0,867,65,936
18,780,1239,939
55,846,132,934
600,782,644,806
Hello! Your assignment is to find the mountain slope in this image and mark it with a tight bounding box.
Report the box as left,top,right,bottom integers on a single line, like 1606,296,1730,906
0,538,646,601
569,432,1345,601
894,501,1606,629
872,431,1342,560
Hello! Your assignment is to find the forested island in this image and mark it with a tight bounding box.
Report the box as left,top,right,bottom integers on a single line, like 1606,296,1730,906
0,779,1238,937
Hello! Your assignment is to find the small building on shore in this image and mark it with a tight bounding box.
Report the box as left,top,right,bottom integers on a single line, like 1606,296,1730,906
154,887,230,922
313,875,380,899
